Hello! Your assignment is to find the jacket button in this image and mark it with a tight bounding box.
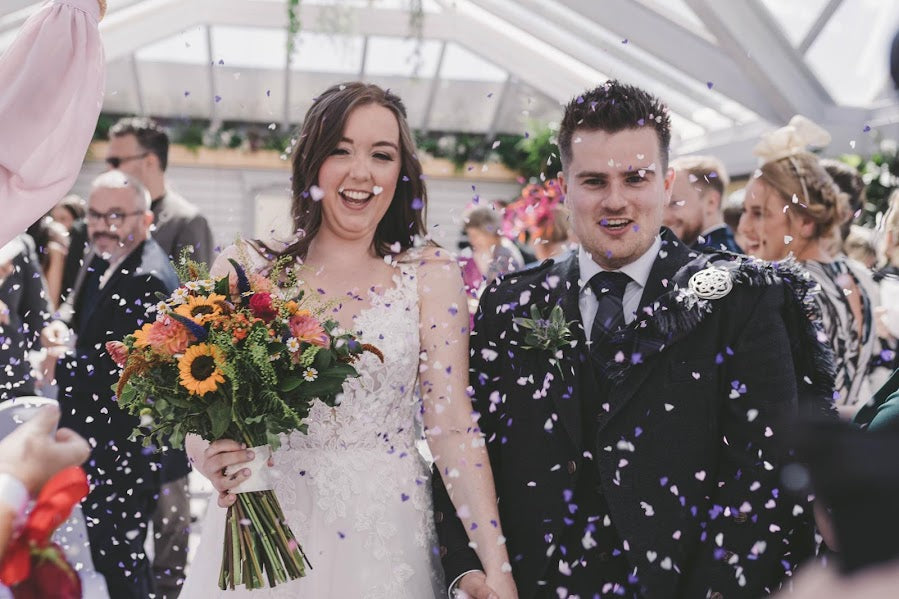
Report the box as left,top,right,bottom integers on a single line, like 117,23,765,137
434,511,444,523
710,592,723,599
722,551,736,561
567,460,577,474
439,545,447,558
733,512,748,524
597,552,610,563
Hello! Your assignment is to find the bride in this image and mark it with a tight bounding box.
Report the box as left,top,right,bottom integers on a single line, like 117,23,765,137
180,82,517,598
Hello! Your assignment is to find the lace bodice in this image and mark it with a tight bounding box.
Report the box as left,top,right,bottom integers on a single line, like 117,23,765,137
285,263,423,452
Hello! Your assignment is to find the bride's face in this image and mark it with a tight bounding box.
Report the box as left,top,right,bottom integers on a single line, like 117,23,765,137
317,103,402,245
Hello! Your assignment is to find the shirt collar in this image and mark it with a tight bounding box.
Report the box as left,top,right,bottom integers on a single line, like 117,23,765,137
578,235,662,293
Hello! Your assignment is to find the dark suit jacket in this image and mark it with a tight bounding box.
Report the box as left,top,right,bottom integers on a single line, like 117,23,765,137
434,229,834,598
694,224,742,254
152,188,214,265
57,239,180,488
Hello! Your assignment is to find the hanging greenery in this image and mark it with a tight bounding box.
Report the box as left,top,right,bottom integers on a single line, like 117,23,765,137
287,0,301,56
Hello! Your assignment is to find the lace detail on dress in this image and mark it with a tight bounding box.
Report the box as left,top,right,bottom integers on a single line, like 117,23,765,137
271,261,442,597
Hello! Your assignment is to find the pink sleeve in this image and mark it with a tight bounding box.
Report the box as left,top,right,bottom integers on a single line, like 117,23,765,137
0,0,105,246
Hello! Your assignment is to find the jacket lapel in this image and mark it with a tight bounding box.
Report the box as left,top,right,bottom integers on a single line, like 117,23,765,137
540,252,587,451
79,243,145,336
598,231,696,432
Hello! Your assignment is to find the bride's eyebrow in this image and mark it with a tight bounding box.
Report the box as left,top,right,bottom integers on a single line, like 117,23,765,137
339,137,398,151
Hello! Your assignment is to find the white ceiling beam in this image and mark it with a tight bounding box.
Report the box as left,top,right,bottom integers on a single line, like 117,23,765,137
553,0,783,123
683,0,834,122
466,0,736,126
100,0,460,63
798,0,844,55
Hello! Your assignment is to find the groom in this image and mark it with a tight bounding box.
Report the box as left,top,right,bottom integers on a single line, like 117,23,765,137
434,81,834,598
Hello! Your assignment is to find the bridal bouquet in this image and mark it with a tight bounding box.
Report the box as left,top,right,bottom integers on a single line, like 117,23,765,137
107,253,378,590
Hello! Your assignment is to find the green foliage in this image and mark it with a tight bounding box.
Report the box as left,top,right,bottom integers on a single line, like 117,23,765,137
513,304,573,352
840,141,899,226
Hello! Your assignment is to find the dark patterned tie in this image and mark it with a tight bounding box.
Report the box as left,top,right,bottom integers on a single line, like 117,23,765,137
587,271,631,354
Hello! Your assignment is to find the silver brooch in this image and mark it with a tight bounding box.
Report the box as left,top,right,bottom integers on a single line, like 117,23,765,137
688,267,733,300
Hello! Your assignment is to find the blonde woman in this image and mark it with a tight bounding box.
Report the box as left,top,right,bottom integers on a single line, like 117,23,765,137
738,116,875,415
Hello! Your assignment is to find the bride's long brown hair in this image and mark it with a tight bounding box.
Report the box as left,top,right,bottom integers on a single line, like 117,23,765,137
278,82,428,262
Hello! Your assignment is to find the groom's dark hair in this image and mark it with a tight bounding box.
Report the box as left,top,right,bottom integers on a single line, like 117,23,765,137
558,80,672,171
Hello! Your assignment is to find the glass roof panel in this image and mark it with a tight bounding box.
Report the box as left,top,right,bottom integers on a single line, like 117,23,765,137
633,0,715,41
759,0,831,46
135,26,208,65
439,42,506,82
211,26,287,70
806,0,899,106
291,31,363,73
363,35,443,78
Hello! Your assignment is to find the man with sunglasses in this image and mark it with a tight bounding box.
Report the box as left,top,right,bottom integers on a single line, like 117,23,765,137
42,170,179,598
105,117,199,598
107,117,213,266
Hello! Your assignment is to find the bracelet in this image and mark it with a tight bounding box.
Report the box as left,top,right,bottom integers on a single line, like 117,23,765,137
0,473,29,516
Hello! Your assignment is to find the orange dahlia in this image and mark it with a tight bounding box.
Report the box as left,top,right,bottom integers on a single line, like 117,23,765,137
288,311,329,347
132,317,192,356
178,343,226,395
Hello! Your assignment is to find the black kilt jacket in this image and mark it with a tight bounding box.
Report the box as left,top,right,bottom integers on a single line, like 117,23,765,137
434,230,835,599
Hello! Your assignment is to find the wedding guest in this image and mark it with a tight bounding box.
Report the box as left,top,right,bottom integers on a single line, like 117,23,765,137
106,116,200,597
664,155,741,252
739,116,875,416
0,236,51,400
107,117,214,265
43,171,179,598
460,206,524,304
821,159,866,246
0,0,105,246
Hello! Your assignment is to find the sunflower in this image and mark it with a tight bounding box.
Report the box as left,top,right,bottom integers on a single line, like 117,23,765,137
178,343,226,395
174,293,227,325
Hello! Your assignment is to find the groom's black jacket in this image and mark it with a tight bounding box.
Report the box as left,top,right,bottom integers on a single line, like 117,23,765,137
434,229,835,598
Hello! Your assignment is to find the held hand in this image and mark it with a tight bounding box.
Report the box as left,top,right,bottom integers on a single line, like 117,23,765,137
485,572,518,599
457,571,517,599
41,320,71,349
0,405,90,496
198,440,271,508
0,300,8,325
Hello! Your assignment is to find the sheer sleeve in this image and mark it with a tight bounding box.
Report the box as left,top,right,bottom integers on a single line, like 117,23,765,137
0,0,105,245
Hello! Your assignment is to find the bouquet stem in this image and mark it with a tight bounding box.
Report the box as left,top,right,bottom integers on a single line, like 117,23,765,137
218,489,307,590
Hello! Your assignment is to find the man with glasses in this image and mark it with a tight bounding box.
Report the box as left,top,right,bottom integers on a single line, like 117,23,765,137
41,170,179,598
107,117,200,597
107,117,213,265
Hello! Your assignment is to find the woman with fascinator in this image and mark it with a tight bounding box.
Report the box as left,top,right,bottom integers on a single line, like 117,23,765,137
738,116,875,415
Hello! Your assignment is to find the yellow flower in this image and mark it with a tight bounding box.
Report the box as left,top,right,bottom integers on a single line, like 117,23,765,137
174,293,226,325
178,344,226,395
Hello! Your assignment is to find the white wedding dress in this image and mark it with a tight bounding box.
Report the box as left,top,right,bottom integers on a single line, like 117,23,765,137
181,262,444,598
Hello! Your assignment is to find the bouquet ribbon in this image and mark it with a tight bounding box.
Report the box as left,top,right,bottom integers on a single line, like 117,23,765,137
226,445,280,494
0,467,89,586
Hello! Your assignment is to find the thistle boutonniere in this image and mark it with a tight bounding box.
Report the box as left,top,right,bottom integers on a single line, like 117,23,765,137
513,304,574,352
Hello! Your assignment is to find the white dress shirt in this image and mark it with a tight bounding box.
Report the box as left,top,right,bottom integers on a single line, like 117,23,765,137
578,236,661,342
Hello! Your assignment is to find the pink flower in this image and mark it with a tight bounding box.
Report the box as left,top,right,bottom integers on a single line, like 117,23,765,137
132,317,192,356
249,292,278,323
249,273,273,294
105,341,129,367
288,311,329,347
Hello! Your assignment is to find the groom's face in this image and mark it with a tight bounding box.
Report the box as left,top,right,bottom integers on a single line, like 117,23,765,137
560,127,674,270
